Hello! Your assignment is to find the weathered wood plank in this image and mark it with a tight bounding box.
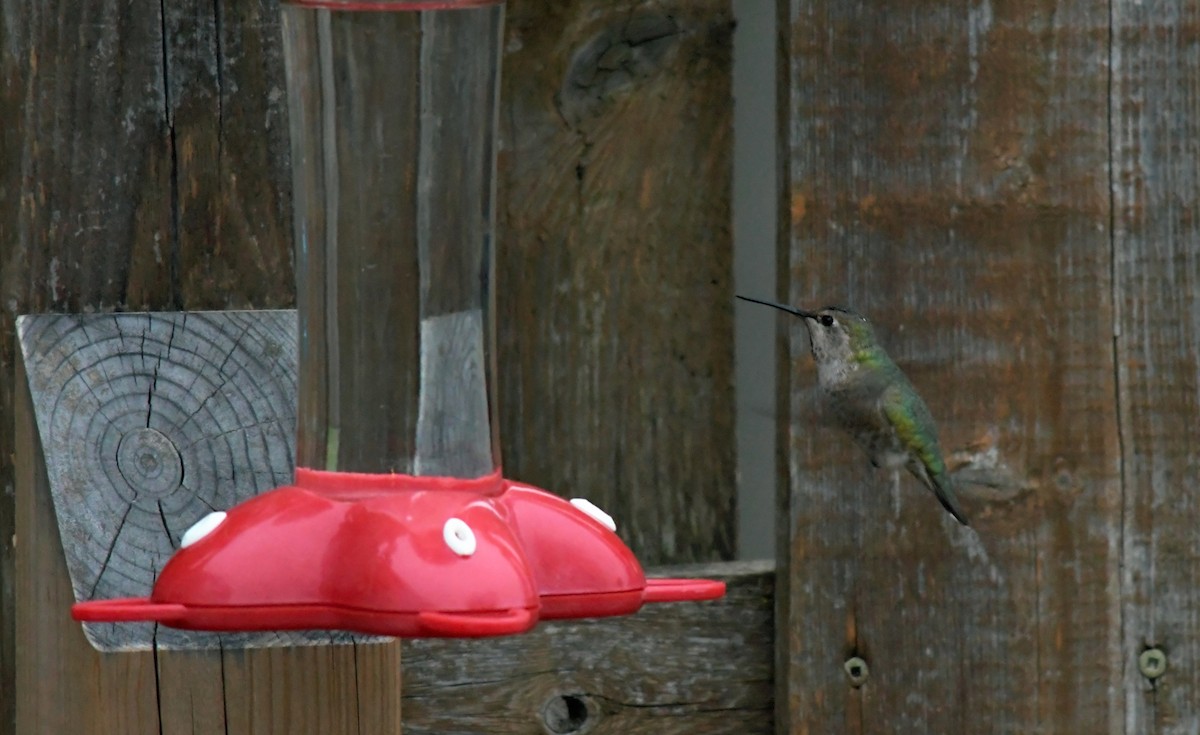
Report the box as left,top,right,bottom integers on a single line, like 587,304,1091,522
17,311,380,651
402,561,773,735
156,651,229,733
414,310,495,475
221,645,401,734
15,354,161,734
496,0,736,565
780,1,1119,732
16,325,404,732
167,0,295,309
1113,2,1200,732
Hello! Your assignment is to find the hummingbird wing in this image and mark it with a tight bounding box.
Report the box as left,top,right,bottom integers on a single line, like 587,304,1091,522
881,382,970,526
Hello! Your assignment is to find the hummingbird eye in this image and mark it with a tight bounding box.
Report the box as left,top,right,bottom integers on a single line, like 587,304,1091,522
818,314,835,328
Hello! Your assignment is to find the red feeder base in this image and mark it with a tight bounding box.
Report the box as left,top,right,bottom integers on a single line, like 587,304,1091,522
72,469,725,638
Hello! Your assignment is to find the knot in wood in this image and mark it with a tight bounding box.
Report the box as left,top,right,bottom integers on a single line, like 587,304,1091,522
558,13,680,128
116,427,183,499
541,693,592,734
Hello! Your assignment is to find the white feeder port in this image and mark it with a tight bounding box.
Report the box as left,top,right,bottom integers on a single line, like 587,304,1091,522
181,511,227,548
443,517,477,557
570,498,616,532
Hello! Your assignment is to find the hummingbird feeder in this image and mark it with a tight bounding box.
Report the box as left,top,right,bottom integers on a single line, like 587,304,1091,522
73,0,723,638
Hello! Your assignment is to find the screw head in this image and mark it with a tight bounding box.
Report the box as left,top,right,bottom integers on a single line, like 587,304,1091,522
1138,648,1167,680
843,656,869,687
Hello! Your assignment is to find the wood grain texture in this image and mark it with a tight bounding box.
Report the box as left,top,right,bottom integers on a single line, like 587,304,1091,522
0,2,177,724
402,561,773,735
415,309,495,476
496,0,736,565
17,352,167,735
155,650,230,733
16,334,402,732
780,1,1120,732
1112,2,1200,732
221,644,401,734
165,0,295,309
18,311,380,652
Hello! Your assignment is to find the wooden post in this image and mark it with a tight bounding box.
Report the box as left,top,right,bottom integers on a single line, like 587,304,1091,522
1,1,299,731
779,0,1119,731
14,356,159,732
15,313,402,732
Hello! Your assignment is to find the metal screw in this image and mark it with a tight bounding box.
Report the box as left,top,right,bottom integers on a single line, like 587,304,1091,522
1138,648,1167,680
843,656,869,687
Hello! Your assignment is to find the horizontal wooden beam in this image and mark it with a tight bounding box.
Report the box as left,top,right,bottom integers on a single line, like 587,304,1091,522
401,560,774,735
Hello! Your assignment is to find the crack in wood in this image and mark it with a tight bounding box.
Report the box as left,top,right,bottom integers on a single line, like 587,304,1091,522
156,501,173,547
219,639,231,735
157,0,182,307
146,364,159,429
212,0,225,159
87,502,133,600
152,628,166,735
182,420,284,451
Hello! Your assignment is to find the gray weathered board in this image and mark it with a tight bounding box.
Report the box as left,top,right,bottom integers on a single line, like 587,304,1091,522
402,560,774,735
778,0,1117,727
776,0,1200,732
17,310,379,651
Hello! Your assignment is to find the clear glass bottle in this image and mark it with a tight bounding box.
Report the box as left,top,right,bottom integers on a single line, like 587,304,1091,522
281,0,504,477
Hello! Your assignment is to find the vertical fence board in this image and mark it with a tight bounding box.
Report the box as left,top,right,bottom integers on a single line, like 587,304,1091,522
167,0,295,308
220,646,389,735
1113,2,1200,732
156,652,230,733
497,0,736,565
779,1,1120,732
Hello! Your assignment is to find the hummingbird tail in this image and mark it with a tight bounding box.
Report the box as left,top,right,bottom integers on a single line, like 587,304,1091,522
932,475,970,526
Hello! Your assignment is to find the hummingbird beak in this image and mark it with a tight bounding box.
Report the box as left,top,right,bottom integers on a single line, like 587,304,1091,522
735,295,819,320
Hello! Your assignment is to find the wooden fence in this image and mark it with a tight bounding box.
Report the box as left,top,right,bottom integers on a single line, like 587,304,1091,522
4,0,1200,733
779,1,1200,732
1,0,736,731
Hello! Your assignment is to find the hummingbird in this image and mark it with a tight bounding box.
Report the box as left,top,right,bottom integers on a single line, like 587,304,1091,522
737,295,969,525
